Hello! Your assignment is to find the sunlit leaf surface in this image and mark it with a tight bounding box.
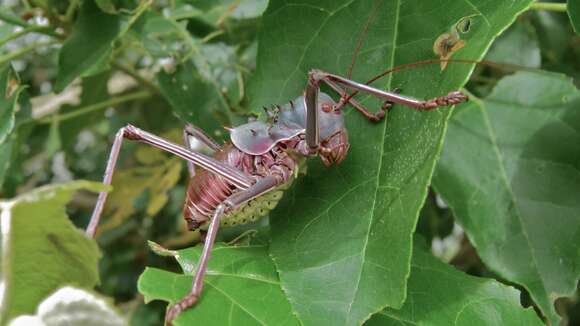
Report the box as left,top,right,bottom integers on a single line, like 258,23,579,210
247,0,533,324
434,71,580,325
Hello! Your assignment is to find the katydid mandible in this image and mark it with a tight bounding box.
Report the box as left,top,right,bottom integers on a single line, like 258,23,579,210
84,67,467,324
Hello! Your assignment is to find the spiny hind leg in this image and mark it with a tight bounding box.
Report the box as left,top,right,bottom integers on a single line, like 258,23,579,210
165,176,280,325
85,124,253,238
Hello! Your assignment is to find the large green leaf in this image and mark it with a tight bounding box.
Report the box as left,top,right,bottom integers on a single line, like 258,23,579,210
433,71,580,325
247,1,533,325
0,181,106,324
157,61,227,136
138,243,300,326
366,240,543,326
55,0,121,92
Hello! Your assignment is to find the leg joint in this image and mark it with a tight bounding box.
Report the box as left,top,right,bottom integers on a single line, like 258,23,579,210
308,69,327,84
122,124,142,140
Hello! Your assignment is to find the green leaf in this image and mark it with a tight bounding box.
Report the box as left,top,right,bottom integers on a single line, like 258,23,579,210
176,0,267,26
0,64,22,189
0,139,13,189
569,0,580,34
55,0,121,92
486,21,541,68
137,244,300,326
95,0,138,14
247,1,533,325
157,61,226,136
134,12,188,59
0,64,22,144
366,240,544,326
0,181,107,323
433,71,580,325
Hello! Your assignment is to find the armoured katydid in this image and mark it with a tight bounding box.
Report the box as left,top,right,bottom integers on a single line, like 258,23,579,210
84,64,468,323
82,1,484,323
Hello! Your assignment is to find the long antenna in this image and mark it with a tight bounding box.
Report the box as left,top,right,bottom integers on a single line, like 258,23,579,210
346,0,383,79
343,58,534,103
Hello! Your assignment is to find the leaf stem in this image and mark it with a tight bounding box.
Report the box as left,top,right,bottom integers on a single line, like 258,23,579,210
530,2,567,12
0,41,59,66
36,90,151,125
0,25,44,47
0,12,63,39
64,0,81,22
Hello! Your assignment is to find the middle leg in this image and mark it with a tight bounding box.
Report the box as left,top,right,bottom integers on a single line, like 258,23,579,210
183,124,222,177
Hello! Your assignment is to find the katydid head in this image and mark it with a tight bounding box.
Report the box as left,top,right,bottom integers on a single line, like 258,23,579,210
318,129,349,166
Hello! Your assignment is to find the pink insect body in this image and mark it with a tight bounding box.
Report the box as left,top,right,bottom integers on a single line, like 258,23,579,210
183,93,348,231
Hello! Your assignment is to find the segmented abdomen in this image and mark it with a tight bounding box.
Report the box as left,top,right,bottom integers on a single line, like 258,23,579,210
183,142,298,231
182,144,252,231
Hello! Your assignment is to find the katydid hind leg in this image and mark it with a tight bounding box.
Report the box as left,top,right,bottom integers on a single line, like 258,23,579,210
85,124,254,238
165,176,280,325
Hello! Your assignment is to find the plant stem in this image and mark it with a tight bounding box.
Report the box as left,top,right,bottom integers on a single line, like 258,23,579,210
117,0,153,39
0,26,38,46
530,2,567,12
64,0,81,22
0,41,58,66
0,12,63,39
36,90,151,125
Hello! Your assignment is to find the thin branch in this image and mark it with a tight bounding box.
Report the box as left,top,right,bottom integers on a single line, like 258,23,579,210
0,25,46,47
64,0,81,22
34,90,151,125
530,2,567,12
0,40,59,66
0,12,64,39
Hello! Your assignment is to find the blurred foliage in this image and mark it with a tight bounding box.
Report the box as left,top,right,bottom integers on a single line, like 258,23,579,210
0,0,578,325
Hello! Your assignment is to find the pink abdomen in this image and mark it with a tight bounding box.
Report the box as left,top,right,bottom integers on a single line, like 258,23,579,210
182,144,254,231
